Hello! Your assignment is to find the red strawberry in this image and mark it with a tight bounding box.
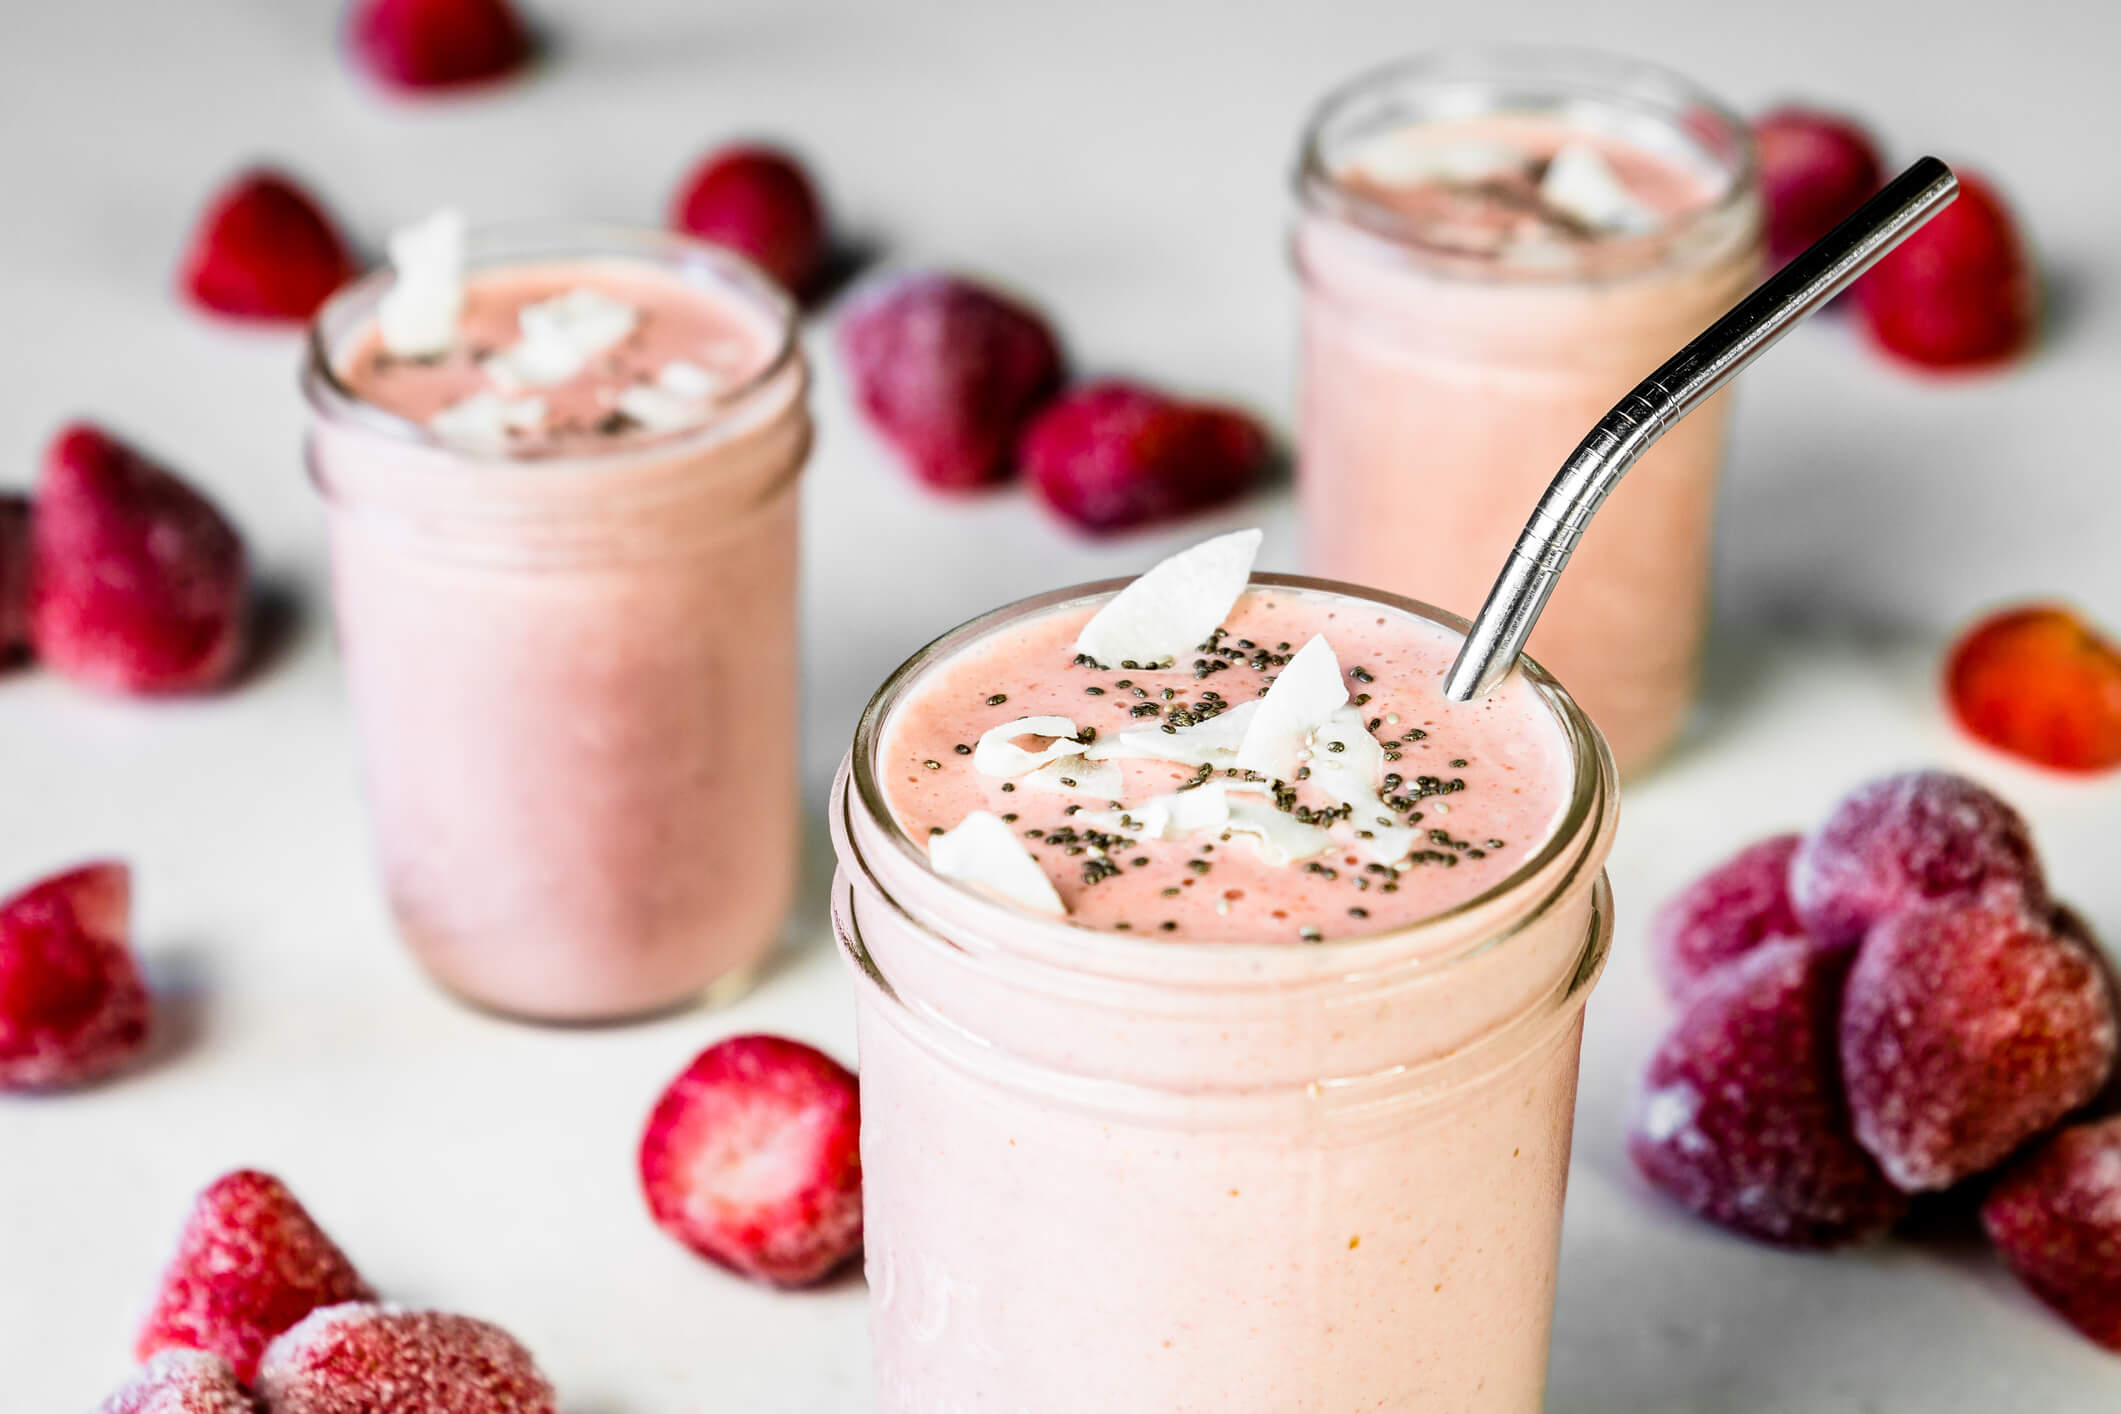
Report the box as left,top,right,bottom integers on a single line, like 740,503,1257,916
258,1304,555,1414
1021,380,1269,534
346,0,533,93
97,1351,256,1414
178,171,355,324
0,492,29,662
30,423,249,695
1788,770,2046,954
1753,107,1887,267
1982,1116,2121,1351
1945,605,2121,775
837,272,1065,491
1855,169,2036,369
1628,940,1906,1247
137,1170,375,1384
638,1034,862,1287
1839,903,2116,1192
0,861,148,1092
671,145,828,295
1648,833,1806,997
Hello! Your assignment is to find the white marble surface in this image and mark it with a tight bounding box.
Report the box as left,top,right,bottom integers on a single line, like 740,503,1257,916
4,1,2120,1409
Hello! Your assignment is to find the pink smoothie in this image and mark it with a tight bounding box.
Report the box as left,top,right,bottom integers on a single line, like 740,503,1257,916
834,571,1619,1411
881,588,1569,940
1296,61,1763,775
306,233,810,1022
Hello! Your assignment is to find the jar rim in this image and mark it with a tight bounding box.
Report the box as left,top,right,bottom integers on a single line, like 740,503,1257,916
844,571,1619,984
1293,44,1759,283
300,222,803,467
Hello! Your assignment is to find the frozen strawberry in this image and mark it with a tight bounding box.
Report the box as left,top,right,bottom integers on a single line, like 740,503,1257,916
1982,1116,2121,1350
0,492,29,662
1648,833,1806,997
836,272,1064,491
2054,905,2121,1119
257,1304,555,1414
347,0,532,93
97,1350,256,1414
30,423,250,695
1840,902,2116,1192
1788,769,2046,953
137,1170,374,1383
638,1034,862,1287
178,171,355,324
1946,605,2121,774
1753,108,1887,267
1021,380,1270,534
0,861,148,1092
1629,940,1906,1247
1855,169,2036,369
671,145,827,295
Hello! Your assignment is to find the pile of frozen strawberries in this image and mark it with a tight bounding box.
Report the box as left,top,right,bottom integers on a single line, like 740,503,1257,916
1631,769,2121,1351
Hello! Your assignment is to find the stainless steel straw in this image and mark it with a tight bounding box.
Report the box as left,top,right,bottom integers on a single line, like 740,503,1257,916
1442,156,1960,702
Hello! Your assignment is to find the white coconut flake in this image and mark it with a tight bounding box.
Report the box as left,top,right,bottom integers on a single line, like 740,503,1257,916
429,391,546,452
1073,529,1262,669
1222,792,1335,864
1083,699,1260,768
483,288,641,390
928,810,1065,917
973,716,1089,778
1234,635,1349,782
1310,706,1418,866
1540,145,1658,234
1019,753,1123,799
1081,782,1234,840
378,208,466,358
615,359,727,431
1338,131,1528,187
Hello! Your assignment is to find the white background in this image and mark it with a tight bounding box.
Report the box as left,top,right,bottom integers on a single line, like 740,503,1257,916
4,1,2121,1409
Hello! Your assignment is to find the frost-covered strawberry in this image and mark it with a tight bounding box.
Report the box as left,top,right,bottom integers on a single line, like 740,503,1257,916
1839,902,2116,1191
837,273,1064,491
347,0,532,93
1855,169,2036,370
1629,940,1905,1247
30,423,249,695
1753,107,1886,267
1648,833,1806,997
0,861,148,1092
257,1304,555,1414
1020,380,1270,535
671,145,828,295
137,1171,374,1383
1982,1116,2121,1351
638,1034,863,1286
96,1351,255,1414
1788,770,2045,953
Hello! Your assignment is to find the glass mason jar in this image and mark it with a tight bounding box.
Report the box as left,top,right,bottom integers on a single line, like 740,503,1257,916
830,573,1619,1412
303,227,811,1023
1294,47,1763,776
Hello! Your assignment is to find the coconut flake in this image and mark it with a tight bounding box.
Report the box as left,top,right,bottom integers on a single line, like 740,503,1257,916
1339,132,1528,187
1081,782,1234,840
1310,706,1418,865
1234,635,1349,782
378,209,466,358
615,359,726,431
483,288,640,390
973,716,1089,777
1020,753,1123,799
1540,145,1658,234
1221,792,1336,865
1073,529,1262,669
429,391,546,452
928,810,1065,916
1083,699,1260,768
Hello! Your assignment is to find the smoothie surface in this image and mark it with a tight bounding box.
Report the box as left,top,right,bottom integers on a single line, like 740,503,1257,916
881,586,1572,942
339,259,780,455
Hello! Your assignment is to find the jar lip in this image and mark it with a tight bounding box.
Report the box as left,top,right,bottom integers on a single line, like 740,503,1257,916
1293,44,1760,283
300,222,803,467
845,571,1618,980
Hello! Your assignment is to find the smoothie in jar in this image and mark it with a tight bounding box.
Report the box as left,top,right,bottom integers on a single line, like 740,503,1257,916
831,531,1619,1411
1294,49,1763,774
304,220,810,1023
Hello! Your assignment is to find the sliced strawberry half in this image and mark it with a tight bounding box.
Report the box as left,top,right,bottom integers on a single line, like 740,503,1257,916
638,1034,863,1287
